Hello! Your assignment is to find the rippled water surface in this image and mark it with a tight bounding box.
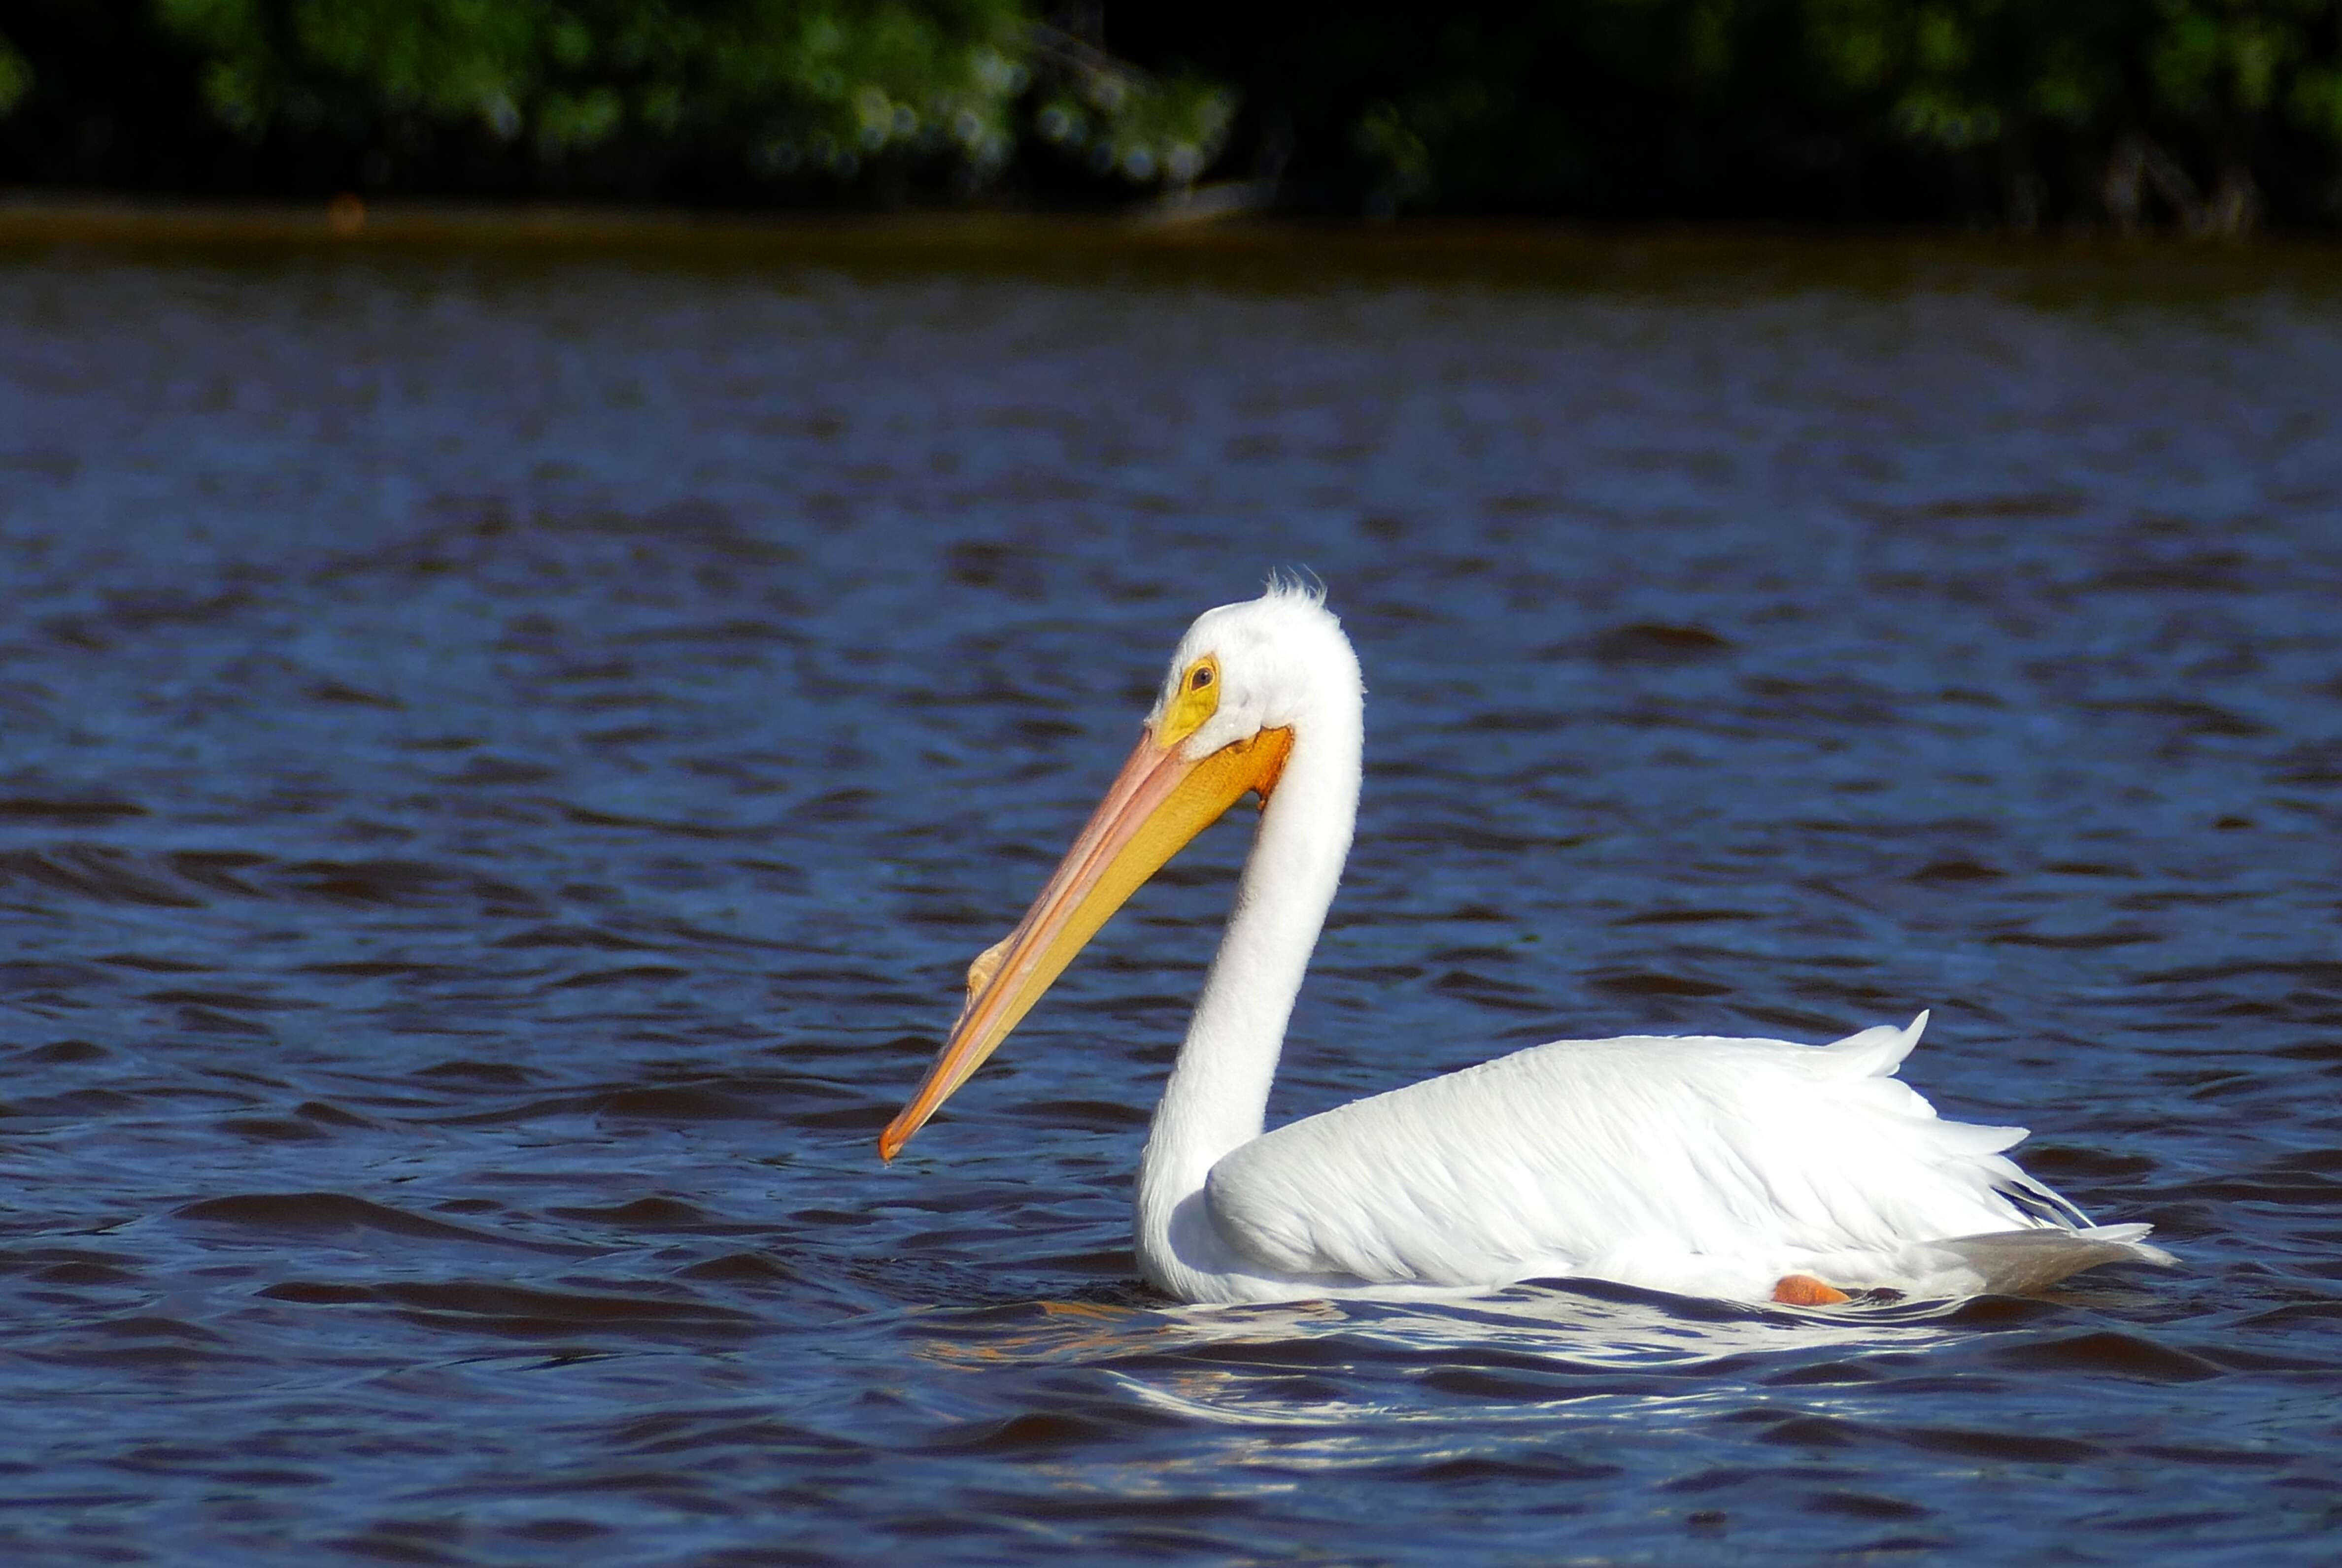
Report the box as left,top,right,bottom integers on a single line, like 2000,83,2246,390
2,237,2340,1565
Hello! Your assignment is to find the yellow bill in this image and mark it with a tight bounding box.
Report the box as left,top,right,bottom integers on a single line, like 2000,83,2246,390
880,718,1293,1161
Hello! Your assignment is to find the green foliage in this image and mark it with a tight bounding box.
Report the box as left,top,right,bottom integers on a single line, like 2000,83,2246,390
152,0,1033,174
9,0,2342,219
1025,25,1233,183
1794,0,2342,148
144,0,1235,186
0,32,32,116
1326,0,2342,219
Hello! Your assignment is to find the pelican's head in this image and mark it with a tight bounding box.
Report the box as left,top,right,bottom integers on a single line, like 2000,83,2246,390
880,582,1357,1160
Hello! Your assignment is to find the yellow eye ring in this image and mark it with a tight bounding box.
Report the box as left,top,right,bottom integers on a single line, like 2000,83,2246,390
1160,654,1222,744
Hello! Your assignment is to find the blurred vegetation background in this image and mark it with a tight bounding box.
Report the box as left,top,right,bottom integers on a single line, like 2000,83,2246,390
3,1,2340,228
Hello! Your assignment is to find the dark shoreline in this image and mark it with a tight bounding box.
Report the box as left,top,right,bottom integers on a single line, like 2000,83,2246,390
5,194,2340,303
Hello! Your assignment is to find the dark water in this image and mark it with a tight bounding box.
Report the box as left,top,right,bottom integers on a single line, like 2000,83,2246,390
2,240,2340,1565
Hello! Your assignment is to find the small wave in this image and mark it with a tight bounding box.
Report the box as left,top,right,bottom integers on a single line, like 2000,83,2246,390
173,1192,572,1252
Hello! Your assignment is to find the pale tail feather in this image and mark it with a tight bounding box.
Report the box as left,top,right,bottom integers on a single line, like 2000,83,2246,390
1932,1224,2173,1296
1819,1010,1929,1078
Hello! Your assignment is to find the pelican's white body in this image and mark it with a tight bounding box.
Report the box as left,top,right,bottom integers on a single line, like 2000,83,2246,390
1125,586,2163,1305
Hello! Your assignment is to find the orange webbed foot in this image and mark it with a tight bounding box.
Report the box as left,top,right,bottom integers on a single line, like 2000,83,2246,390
1772,1273,1852,1306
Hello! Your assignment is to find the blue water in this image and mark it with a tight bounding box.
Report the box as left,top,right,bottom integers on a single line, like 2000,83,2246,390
1,239,2339,1565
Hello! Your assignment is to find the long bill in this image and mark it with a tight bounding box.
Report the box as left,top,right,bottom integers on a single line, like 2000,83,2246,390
879,722,1294,1161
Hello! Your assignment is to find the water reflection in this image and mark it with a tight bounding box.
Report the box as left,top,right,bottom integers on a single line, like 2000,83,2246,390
916,1282,1969,1431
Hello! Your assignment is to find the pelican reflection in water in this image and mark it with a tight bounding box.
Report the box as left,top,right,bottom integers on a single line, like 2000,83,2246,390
883,584,2166,1308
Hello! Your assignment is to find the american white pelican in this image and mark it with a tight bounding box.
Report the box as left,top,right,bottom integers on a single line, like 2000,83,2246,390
882,584,2167,1307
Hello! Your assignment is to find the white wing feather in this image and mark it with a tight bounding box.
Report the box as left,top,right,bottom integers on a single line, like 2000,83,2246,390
1203,1013,2162,1300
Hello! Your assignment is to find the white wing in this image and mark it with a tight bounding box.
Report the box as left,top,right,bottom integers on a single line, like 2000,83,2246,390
1203,1013,2158,1300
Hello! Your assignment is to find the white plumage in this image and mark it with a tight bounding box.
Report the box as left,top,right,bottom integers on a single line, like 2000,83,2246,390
884,584,2167,1307
1199,1014,2157,1302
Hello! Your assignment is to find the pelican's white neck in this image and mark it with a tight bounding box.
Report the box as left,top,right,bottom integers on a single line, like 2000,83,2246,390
1134,618,1361,1297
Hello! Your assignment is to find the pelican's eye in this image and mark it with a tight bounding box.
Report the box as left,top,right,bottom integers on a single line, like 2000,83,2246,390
1159,654,1222,745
